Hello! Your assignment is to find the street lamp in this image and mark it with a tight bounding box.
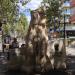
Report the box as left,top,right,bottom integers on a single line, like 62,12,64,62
63,14,66,56
63,8,68,56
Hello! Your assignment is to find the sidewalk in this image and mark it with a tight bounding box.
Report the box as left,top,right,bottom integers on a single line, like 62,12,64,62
0,52,8,75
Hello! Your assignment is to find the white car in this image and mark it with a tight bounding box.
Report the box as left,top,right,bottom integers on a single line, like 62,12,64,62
66,44,75,56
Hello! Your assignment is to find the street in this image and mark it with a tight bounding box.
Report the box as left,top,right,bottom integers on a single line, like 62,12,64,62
0,44,75,75
0,52,25,75
66,56,75,75
0,52,74,75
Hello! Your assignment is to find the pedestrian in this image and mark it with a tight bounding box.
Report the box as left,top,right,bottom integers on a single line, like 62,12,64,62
11,38,20,57
12,38,19,49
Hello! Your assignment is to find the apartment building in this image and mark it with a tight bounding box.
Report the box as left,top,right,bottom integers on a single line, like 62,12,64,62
61,0,70,24
70,0,75,23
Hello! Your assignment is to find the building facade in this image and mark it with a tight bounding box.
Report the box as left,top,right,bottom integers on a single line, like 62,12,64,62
60,0,75,45
61,0,70,24
70,0,75,23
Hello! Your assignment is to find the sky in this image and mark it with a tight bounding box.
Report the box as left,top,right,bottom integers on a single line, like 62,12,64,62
18,0,43,22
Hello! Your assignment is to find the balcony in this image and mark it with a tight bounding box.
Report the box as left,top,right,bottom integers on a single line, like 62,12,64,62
61,18,70,23
61,1,70,9
70,0,75,7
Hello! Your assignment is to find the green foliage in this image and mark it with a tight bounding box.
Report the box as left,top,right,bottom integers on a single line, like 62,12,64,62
42,0,61,28
2,23,11,35
2,14,29,38
0,0,30,24
0,0,18,23
0,0,30,38
15,14,29,38
22,0,31,6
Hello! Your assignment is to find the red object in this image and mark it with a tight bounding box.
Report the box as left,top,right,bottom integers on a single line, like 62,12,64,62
70,15,75,23
70,0,75,23
70,0,75,7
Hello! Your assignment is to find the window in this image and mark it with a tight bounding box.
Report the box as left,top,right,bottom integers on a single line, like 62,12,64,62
67,31,75,36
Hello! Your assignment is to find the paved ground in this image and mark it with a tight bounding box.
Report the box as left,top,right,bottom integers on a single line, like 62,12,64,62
0,52,8,75
0,52,75,75
66,56,75,75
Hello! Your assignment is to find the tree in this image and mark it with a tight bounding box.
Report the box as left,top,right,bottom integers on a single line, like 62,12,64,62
2,14,29,38
42,0,61,30
15,14,29,38
21,0,31,6
2,23,11,35
0,0,31,24
0,0,18,23
42,0,66,69
0,0,30,37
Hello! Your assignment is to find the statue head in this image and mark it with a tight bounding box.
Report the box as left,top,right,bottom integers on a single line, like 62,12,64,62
30,8,47,27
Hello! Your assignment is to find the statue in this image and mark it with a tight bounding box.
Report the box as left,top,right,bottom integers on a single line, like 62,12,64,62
21,8,51,73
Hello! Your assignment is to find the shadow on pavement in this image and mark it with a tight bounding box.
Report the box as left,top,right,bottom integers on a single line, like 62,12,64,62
41,69,68,75
4,69,68,75
5,70,27,75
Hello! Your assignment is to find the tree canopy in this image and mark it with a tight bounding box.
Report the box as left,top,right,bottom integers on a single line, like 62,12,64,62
42,0,61,29
0,0,18,23
0,0,30,24
15,14,29,38
0,0,30,38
